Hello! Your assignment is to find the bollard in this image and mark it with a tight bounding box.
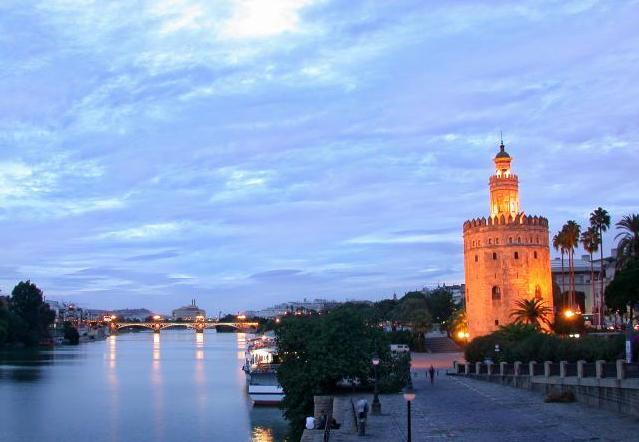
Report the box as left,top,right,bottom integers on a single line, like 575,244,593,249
514,361,522,376
559,361,568,378
500,362,507,376
595,360,605,379
465,363,470,375
486,361,494,375
616,359,626,380
577,360,586,379
544,361,552,378
475,361,482,375
528,361,536,377
453,361,458,373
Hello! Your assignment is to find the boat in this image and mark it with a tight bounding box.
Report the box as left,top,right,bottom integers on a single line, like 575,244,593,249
243,335,284,405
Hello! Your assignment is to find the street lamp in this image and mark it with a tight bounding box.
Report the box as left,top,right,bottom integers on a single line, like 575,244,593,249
403,385,415,442
371,354,381,414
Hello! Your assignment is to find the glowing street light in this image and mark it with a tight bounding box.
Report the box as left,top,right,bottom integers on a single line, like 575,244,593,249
403,385,415,442
563,309,575,319
153,315,162,321
237,314,246,321
371,354,381,414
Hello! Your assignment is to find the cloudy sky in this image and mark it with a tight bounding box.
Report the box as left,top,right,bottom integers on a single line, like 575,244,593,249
0,0,638,313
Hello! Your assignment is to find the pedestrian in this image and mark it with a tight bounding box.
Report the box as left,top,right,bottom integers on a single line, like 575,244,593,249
317,411,327,430
428,364,435,385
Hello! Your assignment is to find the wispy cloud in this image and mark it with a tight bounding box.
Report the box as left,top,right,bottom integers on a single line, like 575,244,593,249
0,0,638,312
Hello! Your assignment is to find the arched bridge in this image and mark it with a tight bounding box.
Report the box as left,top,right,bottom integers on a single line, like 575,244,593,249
110,321,259,334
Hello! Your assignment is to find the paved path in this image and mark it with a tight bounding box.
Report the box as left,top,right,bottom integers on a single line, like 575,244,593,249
345,372,639,441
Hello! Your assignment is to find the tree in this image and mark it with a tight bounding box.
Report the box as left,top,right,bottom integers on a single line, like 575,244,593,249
590,207,610,325
9,281,55,346
561,221,581,310
424,287,456,324
449,309,468,341
605,259,639,317
510,298,552,329
63,321,80,345
391,296,432,351
615,214,639,270
581,226,600,324
276,305,408,437
553,231,567,299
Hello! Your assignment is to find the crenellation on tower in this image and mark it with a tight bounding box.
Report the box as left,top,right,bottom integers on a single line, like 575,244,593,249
463,142,553,338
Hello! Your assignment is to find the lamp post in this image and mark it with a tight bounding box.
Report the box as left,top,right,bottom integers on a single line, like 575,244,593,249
371,354,381,414
403,385,415,442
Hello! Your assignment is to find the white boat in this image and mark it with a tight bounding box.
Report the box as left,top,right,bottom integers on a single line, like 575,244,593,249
244,345,284,405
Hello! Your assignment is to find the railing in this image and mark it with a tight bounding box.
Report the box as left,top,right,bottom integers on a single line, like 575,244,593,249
455,360,639,380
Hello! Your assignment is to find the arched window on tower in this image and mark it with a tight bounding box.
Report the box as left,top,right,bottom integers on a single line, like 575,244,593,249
534,251,538,259
492,252,497,260
492,286,501,301
535,285,542,300
475,255,478,262
514,251,519,259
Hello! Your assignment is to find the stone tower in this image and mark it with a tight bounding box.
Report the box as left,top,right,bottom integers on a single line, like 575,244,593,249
463,142,553,338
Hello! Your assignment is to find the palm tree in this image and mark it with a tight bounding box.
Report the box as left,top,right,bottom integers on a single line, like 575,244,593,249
510,298,552,329
581,227,600,325
562,221,581,310
615,214,639,270
590,207,610,326
552,231,567,300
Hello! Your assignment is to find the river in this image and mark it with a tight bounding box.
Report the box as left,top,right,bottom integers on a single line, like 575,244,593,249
0,330,290,442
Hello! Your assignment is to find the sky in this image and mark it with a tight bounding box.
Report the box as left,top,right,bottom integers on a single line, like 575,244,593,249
0,0,638,314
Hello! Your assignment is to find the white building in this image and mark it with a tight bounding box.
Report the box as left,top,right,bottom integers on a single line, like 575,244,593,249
172,299,206,320
551,248,617,321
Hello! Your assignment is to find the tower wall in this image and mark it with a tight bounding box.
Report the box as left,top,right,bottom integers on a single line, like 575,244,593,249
463,215,553,338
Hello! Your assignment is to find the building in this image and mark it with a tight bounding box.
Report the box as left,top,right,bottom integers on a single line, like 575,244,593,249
463,141,553,337
551,249,618,323
172,299,206,320
245,298,340,319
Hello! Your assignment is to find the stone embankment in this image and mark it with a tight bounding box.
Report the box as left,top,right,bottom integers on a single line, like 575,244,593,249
453,359,639,417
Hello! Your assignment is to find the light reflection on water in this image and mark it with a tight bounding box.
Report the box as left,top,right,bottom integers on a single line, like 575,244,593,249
0,330,290,441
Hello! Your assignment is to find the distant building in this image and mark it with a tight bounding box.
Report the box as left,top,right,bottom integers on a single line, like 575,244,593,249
551,249,618,321
245,298,340,319
443,284,465,304
172,299,206,320
111,308,153,321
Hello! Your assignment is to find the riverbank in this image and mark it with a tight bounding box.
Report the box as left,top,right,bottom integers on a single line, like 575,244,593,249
303,364,639,441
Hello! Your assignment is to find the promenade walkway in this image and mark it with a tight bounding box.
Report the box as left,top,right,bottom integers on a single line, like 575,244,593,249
334,365,639,441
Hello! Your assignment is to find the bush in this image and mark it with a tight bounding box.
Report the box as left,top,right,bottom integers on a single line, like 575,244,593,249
464,325,624,363
63,322,80,345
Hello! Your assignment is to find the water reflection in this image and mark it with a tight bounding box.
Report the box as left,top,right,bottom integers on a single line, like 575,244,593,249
195,332,204,361
0,331,289,442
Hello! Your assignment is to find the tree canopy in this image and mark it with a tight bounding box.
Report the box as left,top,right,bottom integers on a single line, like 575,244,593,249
276,304,409,435
605,259,639,313
0,281,54,347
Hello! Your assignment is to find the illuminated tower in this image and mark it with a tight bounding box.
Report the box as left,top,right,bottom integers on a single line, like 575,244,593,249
463,142,553,338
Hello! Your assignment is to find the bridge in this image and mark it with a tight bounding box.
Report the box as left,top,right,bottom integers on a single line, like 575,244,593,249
106,321,259,334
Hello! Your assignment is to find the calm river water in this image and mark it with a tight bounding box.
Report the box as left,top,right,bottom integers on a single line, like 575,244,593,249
0,330,290,442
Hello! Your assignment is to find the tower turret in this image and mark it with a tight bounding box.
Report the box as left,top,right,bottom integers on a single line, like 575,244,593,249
489,142,519,218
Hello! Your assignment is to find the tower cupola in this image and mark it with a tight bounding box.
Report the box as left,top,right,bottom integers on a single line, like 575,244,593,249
489,141,519,218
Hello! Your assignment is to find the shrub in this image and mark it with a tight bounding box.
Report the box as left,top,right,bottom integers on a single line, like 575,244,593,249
464,326,624,363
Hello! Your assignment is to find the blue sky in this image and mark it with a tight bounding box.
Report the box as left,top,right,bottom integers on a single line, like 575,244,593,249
0,0,638,314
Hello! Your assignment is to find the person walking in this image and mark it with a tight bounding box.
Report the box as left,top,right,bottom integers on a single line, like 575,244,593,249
428,365,435,385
